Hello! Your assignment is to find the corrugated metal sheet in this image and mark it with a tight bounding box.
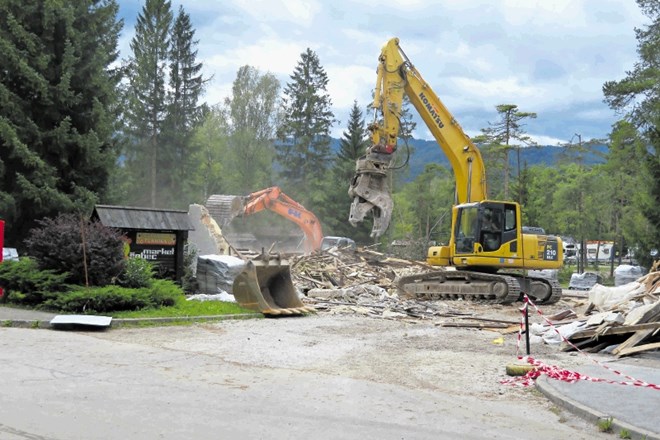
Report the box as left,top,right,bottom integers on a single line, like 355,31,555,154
93,205,193,231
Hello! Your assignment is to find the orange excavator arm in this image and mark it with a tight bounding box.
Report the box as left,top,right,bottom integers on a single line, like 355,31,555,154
241,187,324,253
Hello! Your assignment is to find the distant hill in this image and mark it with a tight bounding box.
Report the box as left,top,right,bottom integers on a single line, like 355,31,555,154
330,137,607,181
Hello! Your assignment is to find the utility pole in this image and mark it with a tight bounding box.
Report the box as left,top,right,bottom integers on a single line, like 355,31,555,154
573,133,587,274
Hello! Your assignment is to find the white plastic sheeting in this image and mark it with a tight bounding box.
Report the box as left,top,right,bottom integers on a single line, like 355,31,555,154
195,254,246,299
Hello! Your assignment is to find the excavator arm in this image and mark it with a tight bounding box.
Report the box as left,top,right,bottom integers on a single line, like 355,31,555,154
207,187,323,254
349,37,488,237
241,187,324,253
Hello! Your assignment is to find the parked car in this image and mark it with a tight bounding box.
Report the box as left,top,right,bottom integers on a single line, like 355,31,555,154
320,236,356,251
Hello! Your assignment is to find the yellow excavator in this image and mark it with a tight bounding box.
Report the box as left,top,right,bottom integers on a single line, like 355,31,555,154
348,37,563,304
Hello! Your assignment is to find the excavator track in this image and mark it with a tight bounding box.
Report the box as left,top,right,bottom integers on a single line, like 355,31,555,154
511,274,563,305
396,270,522,304
396,270,563,305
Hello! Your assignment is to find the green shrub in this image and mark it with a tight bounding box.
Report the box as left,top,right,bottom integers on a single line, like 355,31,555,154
0,258,70,305
114,257,154,288
24,213,125,286
43,279,183,313
148,279,182,307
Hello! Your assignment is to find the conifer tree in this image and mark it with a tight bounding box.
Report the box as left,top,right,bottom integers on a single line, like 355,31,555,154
161,5,206,208
276,48,335,204
320,101,372,240
603,0,659,266
0,0,122,243
479,104,536,201
124,0,172,207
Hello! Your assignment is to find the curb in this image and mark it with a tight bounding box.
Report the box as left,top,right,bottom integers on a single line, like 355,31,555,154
536,376,660,440
0,313,264,330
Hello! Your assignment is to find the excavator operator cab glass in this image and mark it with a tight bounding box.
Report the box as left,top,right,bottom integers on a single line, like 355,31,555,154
480,205,504,252
455,205,479,254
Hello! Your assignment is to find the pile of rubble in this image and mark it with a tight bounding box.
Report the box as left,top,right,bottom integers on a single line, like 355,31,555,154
289,248,660,357
289,246,432,292
532,261,660,357
288,247,520,328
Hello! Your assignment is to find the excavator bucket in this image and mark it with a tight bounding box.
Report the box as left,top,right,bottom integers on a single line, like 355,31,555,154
206,194,245,227
232,255,315,316
348,151,395,238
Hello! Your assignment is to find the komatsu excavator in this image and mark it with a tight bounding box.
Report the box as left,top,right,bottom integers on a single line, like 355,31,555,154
348,37,563,304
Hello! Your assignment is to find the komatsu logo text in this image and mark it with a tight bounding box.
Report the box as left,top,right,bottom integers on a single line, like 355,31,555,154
419,92,444,129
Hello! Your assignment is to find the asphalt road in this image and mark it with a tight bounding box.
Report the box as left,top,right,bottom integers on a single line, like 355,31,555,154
0,315,612,440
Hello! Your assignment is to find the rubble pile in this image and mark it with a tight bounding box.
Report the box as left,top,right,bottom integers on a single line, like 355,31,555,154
290,247,433,293
289,248,660,357
534,261,660,357
289,247,519,328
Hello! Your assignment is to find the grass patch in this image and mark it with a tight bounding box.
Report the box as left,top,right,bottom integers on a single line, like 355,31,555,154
111,296,256,319
619,429,631,439
598,417,614,433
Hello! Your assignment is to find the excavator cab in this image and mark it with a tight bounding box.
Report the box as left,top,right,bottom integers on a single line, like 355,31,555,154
446,201,562,272
454,202,511,255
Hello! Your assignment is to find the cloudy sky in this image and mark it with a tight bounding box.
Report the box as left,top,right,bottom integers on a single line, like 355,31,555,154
116,0,648,145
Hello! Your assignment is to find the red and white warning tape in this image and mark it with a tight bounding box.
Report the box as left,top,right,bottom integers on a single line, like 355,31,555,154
501,294,660,390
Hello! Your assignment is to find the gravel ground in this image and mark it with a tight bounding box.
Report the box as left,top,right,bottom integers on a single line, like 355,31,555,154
0,294,654,439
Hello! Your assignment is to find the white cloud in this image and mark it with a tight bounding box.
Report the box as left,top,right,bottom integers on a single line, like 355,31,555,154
116,0,650,142
325,64,375,110
232,0,321,24
450,77,542,104
203,38,305,77
528,134,566,147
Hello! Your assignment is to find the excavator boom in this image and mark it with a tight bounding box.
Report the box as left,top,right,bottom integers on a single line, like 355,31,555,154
207,186,323,253
349,38,487,237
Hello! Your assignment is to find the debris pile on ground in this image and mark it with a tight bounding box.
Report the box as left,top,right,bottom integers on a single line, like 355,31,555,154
290,246,433,293
533,261,660,357
288,247,520,328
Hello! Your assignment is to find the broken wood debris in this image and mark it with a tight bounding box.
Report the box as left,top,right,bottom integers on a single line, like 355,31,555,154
542,266,660,357
289,247,522,328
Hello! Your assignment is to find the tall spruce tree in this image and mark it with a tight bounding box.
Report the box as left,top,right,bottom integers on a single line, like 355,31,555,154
124,0,172,207
0,0,122,244
276,48,335,205
603,0,659,266
601,122,646,266
160,5,206,208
